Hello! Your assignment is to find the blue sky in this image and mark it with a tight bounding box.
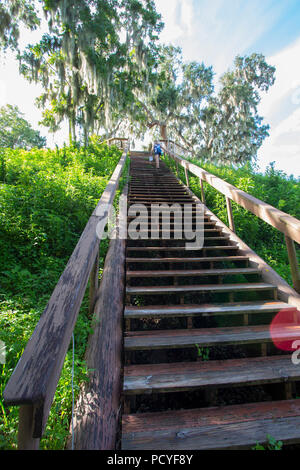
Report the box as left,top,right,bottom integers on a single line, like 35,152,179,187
0,0,300,177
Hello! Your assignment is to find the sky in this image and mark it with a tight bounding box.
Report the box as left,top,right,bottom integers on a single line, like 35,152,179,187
0,0,300,177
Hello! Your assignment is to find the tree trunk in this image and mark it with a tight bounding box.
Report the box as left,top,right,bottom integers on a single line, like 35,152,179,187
160,123,167,141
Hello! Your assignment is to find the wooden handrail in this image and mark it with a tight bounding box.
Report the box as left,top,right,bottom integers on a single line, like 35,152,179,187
106,138,129,149
161,143,300,245
161,141,300,292
160,139,189,153
3,145,129,449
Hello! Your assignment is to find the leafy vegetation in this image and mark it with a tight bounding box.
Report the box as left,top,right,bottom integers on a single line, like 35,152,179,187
163,154,300,287
0,140,123,449
252,434,283,450
0,104,46,149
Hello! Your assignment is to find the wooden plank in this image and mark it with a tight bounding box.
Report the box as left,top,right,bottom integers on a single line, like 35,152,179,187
126,282,275,296
226,196,235,232
124,301,294,319
126,246,239,252
70,237,126,450
3,150,128,439
123,355,300,395
126,256,248,263
126,267,260,278
124,323,300,350
285,235,300,293
122,400,300,450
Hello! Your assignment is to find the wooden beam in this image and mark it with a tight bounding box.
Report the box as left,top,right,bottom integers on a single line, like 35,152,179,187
18,405,40,450
226,197,235,233
285,235,300,293
184,165,189,188
70,236,126,450
200,179,206,205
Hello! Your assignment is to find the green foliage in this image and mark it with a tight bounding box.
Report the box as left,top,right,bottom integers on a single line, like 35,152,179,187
18,0,163,144
0,0,39,51
0,140,122,449
163,154,300,287
252,434,283,450
0,104,46,149
195,345,210,361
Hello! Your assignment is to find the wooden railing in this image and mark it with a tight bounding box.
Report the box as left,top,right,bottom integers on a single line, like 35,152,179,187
106,137,129,150
3,141,130,449
160,140,300,294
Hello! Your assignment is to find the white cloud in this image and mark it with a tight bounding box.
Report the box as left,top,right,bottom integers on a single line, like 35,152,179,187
258,37,300,176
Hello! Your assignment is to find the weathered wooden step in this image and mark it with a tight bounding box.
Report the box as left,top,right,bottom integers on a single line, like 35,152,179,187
127,236,230,246
126,282,275,296
122,400,300,450
128,202,200,207
128,198,194,203
124,323,300,350
126,245,239,252
123,355,300,395
126,256,248,263
124,301,293,319
126,267,259,278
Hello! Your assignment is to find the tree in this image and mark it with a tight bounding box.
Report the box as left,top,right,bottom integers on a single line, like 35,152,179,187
202,53,276,164
0,104,46,148
135,49,275,165
0,0,39,51
18,0,163,144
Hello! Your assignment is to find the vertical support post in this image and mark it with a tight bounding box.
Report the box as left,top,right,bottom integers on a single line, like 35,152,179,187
200,179,206,205
89,251,99,316
184,165,189,188
285,235,300,293
226,197,235,233
18,405,40,450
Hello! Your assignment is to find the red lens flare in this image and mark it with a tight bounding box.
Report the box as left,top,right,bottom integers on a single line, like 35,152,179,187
270,308,300,352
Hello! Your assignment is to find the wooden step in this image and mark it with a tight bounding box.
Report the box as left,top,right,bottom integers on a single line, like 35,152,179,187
126,267,260,278
126,282,275,296
127,202,200,207
124,301,293,319
126,245,239,252
123,355,300,395
122,400,300,450
126,256,248,263
127,237,230,246
125,323,300,350
125,229,222,235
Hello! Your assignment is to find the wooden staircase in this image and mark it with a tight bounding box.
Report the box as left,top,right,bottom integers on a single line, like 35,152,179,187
121,154,300,450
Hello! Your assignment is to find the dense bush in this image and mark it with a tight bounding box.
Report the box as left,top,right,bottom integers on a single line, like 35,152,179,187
0,139,124,449
163,154,300,286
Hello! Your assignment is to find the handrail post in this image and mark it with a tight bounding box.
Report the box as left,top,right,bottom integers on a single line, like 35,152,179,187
184,164,190,188
18,405,40,450
200,178,206,205
226,197,236,233
285,235,300,293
